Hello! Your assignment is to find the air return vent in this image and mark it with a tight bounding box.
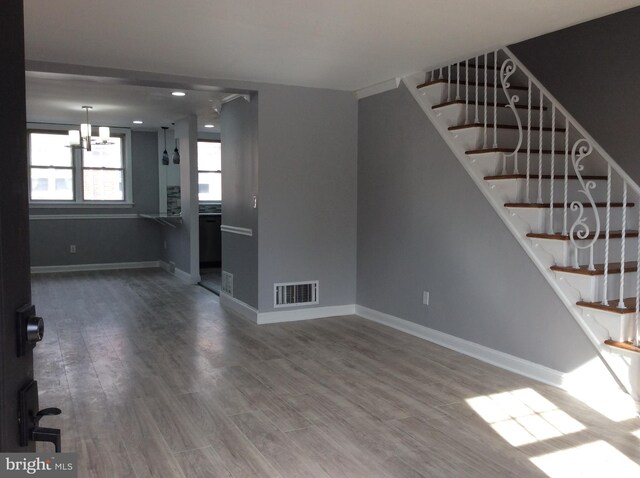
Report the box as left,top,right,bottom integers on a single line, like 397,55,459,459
221,271,233,295
274,281,319,308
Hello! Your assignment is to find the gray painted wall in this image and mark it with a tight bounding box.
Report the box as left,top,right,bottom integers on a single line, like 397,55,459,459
510,7,640,182
161,116,199,277
257,85,358,312
30,131,162,266
221,96,259,308
357,83,599,373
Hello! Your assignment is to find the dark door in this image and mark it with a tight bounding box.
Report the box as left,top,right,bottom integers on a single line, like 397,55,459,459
0,0,35,452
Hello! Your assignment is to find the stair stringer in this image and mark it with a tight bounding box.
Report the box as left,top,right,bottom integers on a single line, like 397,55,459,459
401,73,634,398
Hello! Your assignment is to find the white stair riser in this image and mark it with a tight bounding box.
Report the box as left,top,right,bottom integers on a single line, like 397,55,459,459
531,237,640,268
579,307,637,343
419,83,524,108
452,127,568,151
554,270,639,303
468,151,611,180
486,178,614,204
432,103,542,128
506,207,637,234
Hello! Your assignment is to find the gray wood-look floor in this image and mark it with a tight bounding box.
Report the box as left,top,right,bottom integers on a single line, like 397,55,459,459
31,269,640,477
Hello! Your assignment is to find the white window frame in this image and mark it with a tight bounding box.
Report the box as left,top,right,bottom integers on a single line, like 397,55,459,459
197,139,222,204
28,123,133,208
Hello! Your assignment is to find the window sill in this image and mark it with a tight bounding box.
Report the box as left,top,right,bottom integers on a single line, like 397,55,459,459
29,202,134,209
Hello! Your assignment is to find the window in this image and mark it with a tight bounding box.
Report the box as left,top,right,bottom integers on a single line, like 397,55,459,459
28,128,131,204
83,138,124,201
198,140,221,202
29,132,74,200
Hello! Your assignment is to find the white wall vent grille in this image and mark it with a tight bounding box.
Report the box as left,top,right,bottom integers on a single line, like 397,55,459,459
274,281,319,308
221,271,233,296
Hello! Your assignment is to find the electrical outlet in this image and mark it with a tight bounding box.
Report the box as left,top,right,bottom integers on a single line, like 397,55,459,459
70,245,77,254
423,291,429,305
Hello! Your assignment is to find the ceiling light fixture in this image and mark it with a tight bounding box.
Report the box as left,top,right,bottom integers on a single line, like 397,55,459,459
161,127,169,165
68,106,112,152
133,120,143,124
204,124,214,128
171,91,186,97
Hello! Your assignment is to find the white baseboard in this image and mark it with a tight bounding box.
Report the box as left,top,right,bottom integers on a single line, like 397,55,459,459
220,292,258,323
355,305,565,389
219,295,356,325
158,261,198,284
258,304,356,325
31,261,160,274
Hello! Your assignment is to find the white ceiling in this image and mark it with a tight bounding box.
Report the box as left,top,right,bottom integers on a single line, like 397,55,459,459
25,74,226,132
24,0,640,91
22,0,640,132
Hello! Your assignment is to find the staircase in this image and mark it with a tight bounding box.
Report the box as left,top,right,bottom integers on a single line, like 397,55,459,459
403,48,640,411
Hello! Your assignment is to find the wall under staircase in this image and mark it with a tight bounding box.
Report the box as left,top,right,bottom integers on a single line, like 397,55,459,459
357,82,612,384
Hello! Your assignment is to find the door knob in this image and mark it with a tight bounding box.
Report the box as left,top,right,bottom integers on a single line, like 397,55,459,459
16,304,44,357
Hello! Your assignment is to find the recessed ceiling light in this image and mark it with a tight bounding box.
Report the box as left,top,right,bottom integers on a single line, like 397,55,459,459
204,124,215,128
172,91,186,97
132,120,143,124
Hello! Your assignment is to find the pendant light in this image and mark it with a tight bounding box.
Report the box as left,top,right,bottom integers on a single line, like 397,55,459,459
173,138,180,164
161,127,169,165
67,105,112,151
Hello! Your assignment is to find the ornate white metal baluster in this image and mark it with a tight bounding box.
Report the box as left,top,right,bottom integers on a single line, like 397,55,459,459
548,105,556,233
603,165,611,305
619,182,628,309
474,57,479,124
493,51,498,148
465,59,469,124
456,63,461,100
562,119,569,235
526,79,531,202
569,139,599,271
537,90,543,203
499,59,522,180
483,54,488,148
447,65,451,101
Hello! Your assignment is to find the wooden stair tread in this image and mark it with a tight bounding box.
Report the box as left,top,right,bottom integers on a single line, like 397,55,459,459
528,230,639,241
485,174,606,181
433,100,545,110
551,261,638,276
417,79,527,91
468,147,566,155
604,339,640,353
505,202,633,208
450,123,566,133
578,298,637,314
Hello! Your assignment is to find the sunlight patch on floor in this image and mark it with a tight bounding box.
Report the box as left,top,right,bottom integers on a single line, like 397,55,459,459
633,429,640,440
466,388,585,447
531,440,640,477
563,357,638,422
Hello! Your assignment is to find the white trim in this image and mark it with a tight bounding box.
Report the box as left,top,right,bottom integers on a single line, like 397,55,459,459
220,225,253,237
221,93,251,104
30,213,140,220
31,261,160,274
355,305,565,388
220,292,258,323
257,304,356,325
159,260,198,284
29,202,134,209
355,78,400,100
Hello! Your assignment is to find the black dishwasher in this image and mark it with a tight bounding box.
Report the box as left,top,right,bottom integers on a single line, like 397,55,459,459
199,215,222,267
